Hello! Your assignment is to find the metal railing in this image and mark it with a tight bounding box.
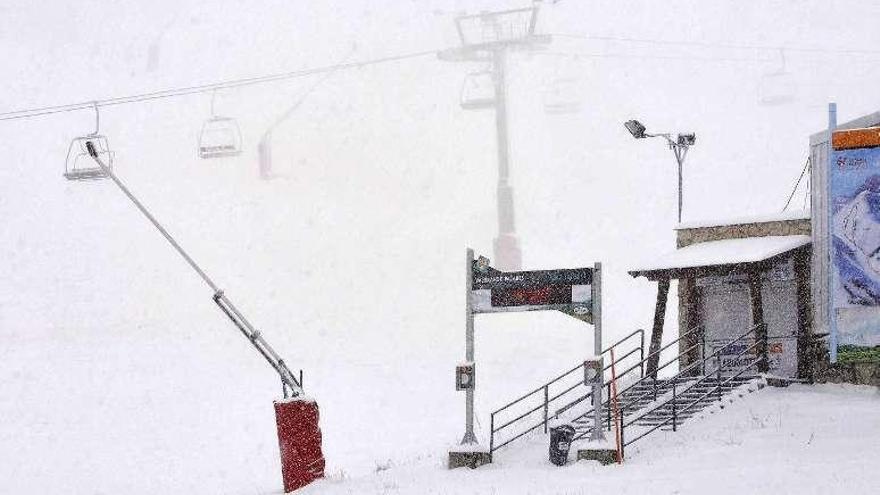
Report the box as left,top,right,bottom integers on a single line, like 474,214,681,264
488,329,645,453
618,324,767,453
565,325,707,441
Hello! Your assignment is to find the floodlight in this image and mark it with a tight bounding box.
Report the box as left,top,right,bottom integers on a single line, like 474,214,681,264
624,119,647,139
623,120,696,223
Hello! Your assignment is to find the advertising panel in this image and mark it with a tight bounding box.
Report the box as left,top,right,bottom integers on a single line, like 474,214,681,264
830,128,880,362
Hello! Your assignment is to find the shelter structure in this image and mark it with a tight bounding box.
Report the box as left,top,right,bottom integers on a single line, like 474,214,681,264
629,212,814,380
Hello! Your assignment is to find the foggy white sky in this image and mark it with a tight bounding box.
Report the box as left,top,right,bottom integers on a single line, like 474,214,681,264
4,0,880,342
3,3,880,491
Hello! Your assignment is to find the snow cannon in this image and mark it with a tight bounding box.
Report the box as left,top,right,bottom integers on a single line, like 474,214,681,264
79,146,325,492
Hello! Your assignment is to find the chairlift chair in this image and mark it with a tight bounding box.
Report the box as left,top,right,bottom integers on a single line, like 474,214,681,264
758,49,796,107
542,77,582,115
198,116,243,159
64,104,113,181
460,71,496,110
758,71,796,106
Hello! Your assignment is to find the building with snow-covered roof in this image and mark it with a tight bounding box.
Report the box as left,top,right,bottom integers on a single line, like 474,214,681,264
625,109,880,387
629,213,814,381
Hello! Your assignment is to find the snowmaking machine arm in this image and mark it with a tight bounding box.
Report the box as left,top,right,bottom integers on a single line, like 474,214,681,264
84,140,303,397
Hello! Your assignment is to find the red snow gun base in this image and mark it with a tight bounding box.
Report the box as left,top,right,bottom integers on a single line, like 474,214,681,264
274,399,325,492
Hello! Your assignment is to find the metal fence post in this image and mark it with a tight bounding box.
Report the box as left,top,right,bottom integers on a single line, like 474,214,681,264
716,362,722,402
543,385,549,434
640,330,645,378
672,381,678,432
490,414,495,453
606,382,612,429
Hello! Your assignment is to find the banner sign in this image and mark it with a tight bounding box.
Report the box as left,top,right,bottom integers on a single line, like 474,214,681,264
470,255,593,322
706,337,796,377
829,128,880,362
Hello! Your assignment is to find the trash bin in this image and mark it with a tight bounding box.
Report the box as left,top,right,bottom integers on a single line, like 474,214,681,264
549,424,576,466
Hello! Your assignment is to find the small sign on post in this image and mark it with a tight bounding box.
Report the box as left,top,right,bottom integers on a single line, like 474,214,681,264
456,362,476,390
583,358,602,386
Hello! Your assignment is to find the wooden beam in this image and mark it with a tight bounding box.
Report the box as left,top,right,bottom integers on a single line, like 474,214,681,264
748,271,769,373
793,249,813,380
646,278,670,378
681,278,703,375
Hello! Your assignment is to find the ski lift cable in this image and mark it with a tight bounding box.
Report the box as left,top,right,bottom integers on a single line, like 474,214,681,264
782,156,811,212
551,33,880,56
536,50,775,64
0,48,439,123
264,44,358,139
82,141,303,396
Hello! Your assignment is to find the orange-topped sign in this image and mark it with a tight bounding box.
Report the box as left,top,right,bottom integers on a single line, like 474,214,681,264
832,127,880,150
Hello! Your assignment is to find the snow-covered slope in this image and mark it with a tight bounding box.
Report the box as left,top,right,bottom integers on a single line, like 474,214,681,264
301,384,880,494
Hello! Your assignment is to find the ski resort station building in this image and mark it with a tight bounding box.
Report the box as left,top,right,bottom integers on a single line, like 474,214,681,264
629,109,880,387
630,212,813,380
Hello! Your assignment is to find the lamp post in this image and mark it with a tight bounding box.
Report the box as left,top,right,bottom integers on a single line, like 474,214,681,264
624,120,695,223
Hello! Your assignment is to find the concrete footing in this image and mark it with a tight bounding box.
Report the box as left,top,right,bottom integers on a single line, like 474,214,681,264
448,450,492,469
576,448,619,465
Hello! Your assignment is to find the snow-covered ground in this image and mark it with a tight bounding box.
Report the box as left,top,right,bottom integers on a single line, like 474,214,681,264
301,384,880,494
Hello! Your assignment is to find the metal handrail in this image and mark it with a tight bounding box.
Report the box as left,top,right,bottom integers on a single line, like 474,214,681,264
622,323,761,430
489,329,645,453
620,322,762,415
622,341,764,447
491,329,643,416
570,323,762,443
556,347,641,404
566,344,698,442
552,325,702,421
600,341,701,418
493,346,642,435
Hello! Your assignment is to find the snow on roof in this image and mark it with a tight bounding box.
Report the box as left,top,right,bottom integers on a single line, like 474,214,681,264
630,235,811,274
675,209,810,230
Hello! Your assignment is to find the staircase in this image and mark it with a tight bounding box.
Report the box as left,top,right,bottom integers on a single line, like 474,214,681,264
489,323,769,458
629,375,759,428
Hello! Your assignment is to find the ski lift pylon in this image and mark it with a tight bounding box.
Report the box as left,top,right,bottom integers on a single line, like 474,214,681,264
198,91,243,159
64,102,113,181
460,71,496,110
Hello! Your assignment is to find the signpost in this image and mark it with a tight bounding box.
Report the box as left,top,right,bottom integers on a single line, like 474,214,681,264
456,249,604,450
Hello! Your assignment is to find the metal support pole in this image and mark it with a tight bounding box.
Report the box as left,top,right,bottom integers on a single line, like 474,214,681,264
716,362,722,402
676,148,683,223
491,47,521,271
620,403,626,459
462,248,478,445
672,381,678,432
639,331,645,378
591,262,605,441
489,414,495,453
606,382,612,429
543,385,549,434
827,102,838,363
